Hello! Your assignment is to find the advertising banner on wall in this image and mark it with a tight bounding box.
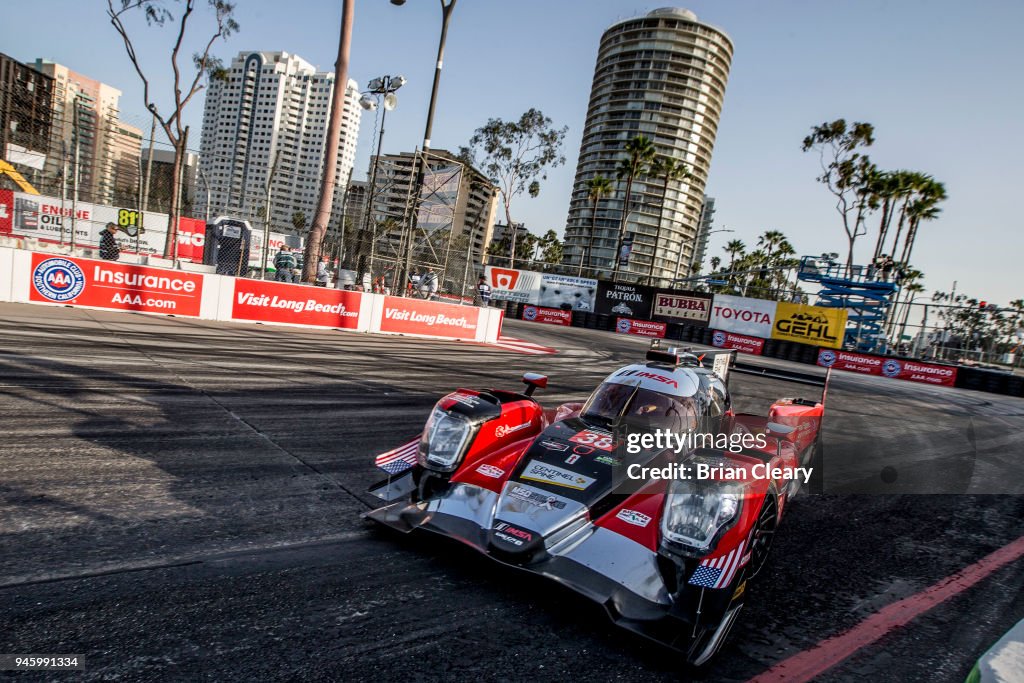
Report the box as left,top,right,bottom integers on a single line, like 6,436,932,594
711,330,765,355
538,273,597,312
379,296,480,339
615,317,667,338
5,189,206,261
814,349,883,375
231,279,362,328
485,266,542,304
652,290,713,325
772,302,848,349
709,294,776,338
523,305,572,326
595,281,654,319
28,252,204,316
817,349,957,386
0,189,12,234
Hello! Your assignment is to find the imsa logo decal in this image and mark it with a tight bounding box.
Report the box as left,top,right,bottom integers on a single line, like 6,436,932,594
33,258,86,302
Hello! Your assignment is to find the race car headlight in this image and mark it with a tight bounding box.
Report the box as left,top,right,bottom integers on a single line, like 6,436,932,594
660,478,742,554
418,407,474,472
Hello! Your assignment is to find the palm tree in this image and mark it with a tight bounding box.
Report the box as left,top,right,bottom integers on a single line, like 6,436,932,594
757,229,786,263
709,256,721,271
886,171,931,259
647,155,690,279
585,174,614,269
898,179,946,268
614,134,656,274
723,239,746,276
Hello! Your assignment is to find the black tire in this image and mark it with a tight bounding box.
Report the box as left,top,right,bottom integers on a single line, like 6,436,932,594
748,490,778,580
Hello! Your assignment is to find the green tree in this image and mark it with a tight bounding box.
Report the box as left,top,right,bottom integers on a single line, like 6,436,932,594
459,108,567,268
801,119,876,275
108,0,238,259
291,211,306,234
538,229,563,265
585,174,614,269
648,155,691,279
614,134,657,273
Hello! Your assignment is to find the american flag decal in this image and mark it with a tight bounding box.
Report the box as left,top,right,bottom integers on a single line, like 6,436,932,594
689,540,747,589
374,439,420,475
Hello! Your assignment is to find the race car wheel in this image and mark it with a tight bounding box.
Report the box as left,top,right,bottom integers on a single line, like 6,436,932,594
747,491,778,580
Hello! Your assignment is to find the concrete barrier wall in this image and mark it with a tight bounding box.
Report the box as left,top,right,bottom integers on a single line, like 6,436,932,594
0,246,503,343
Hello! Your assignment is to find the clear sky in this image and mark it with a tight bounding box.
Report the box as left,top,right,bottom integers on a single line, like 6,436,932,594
3,0,1022,304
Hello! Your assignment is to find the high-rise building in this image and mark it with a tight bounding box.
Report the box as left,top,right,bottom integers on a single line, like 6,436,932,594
32,59,142,205
0,53,53,188
562,8,733,282
197,51,361,236
689,195,716,275
356,149,497,271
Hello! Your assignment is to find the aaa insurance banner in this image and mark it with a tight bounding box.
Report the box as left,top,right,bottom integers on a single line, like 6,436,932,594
523,305,572,326
709,294,776,337
817,349,957,387
615,317,666,338
711,330,765,355
772,302,847,349
231,279,362,329
28,252,204,316
379,296,480,339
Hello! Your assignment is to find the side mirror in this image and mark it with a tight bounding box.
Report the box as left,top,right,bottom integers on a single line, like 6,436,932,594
521,372,548,397
766,421,795,435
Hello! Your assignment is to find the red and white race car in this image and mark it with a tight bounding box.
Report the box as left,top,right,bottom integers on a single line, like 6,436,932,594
367,343,828,665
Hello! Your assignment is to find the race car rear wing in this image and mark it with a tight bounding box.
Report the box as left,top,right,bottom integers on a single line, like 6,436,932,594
647,339,830,392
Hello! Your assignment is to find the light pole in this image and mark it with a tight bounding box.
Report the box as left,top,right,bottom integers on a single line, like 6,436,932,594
393,0,457,294
681,226,733,281
196,165,212,223
358,74,405,278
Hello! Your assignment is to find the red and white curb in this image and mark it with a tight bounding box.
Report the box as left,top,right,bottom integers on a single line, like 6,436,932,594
489,335,557,355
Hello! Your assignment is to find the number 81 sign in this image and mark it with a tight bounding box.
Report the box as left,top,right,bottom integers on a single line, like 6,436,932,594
115,208,145,237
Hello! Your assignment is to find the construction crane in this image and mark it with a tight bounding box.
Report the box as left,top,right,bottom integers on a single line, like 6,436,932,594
0,159,40,194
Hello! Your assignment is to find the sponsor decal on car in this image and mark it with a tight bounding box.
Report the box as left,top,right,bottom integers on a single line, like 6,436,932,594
495,421,532,438
521,460,596,490
595,455,621,466
493,521,533,546
564,454,581,464
508,485,567,510
568,429,614,451
539,439,570,452
476,464,505,478
615,509,652,527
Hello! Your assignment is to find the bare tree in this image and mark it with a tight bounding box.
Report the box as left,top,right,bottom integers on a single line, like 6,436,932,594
108,0,238,259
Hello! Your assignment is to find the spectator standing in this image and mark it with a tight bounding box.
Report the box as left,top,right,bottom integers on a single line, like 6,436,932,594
274,246,297,282
315,258,331,287
476,275,492,306
420,268,439,300
100,222,121,261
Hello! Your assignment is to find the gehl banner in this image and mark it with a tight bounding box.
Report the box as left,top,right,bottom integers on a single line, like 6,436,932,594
771,302,848,349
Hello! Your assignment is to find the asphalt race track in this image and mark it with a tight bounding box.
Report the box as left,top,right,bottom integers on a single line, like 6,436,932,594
1,302,1022,682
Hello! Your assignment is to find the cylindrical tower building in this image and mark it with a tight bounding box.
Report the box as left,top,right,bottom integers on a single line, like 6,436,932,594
563,8,732,282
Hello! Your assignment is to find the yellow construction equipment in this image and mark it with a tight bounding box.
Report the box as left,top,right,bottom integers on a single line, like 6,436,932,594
0,159,40,194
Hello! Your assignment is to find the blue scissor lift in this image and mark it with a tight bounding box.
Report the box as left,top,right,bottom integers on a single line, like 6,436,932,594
796,256,900,352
